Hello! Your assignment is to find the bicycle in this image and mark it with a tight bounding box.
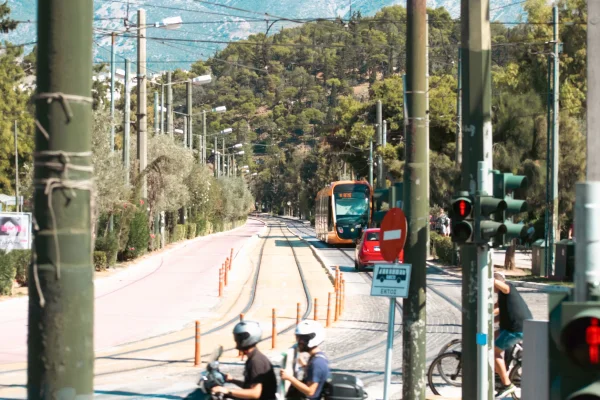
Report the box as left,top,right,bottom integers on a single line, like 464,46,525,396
427,339,522,399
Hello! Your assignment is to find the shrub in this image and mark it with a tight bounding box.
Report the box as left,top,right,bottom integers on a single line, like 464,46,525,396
95,232,118,267
93,251,108,271
123,210,150,260
149,233,161,251
12,250,30,287
0,251,17,296
186,223,197,239
195,218,208,236
173,224,187,242
433,234,454,265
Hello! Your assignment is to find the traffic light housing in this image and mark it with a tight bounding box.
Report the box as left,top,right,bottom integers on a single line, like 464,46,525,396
372,188,389,226
450,191,474,244
550,296,600,399
492,171,529,246
474,195,507,243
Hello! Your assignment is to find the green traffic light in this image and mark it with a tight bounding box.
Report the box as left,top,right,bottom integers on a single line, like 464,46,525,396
452,221,473,243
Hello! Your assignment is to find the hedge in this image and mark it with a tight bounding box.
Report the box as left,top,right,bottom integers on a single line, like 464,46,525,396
0,251,17,295
431,231,454,265
173,224,187,242
186,223,197,239
94,251,108,271
95,233,118,267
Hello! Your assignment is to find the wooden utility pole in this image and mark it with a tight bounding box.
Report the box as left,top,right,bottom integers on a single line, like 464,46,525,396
29,0,94,397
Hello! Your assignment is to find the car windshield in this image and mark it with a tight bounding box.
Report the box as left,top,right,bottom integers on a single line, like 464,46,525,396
366,232,379,241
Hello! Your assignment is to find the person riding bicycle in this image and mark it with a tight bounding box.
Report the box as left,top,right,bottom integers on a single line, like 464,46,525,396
280,320,330,400
211,321,278,399
493,272,532,398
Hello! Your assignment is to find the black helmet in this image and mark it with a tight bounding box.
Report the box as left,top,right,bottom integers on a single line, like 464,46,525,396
233,321,262,350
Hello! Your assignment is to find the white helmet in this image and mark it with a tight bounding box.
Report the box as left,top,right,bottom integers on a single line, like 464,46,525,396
295,320,325,349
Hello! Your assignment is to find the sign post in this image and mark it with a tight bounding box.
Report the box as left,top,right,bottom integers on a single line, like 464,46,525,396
374,208,409,400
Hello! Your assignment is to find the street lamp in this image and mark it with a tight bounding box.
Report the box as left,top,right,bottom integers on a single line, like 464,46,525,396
213,106,227,113
233,143,243,149
192,75,212,86
158,16,183,30
220,128,233,135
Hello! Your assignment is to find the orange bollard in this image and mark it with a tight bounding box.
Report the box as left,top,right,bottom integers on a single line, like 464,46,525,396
194,321,201,366
341,279,346,315
326,293,332,328
335,267,340,290
223,263,228,286
230,248,234,269
314,298,318,321
296,302,301,326
334,286,340,322
218,268,224,297
272,308,277,349
225,257,230,271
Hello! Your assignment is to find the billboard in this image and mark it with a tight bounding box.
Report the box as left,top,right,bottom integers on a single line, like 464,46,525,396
0,212,32,251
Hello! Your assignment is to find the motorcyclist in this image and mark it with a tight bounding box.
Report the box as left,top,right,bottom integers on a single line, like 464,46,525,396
211,321,277,400
280,320,330,400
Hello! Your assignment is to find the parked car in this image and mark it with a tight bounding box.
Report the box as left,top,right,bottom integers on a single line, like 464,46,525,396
354,228,404,271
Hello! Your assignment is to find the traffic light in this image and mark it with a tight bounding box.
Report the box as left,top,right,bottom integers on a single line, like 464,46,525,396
492,171,529,246
372,188,389,226
549,296,600,399
474,195,507,243
450,191,474,244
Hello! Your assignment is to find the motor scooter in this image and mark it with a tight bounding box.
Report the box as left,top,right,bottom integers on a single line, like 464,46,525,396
184,346,226,400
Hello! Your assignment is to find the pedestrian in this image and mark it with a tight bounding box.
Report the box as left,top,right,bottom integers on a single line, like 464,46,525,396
281,320,330,400
211,321,278,400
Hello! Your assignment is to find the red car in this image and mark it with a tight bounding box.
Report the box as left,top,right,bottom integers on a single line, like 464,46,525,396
354,228,404,271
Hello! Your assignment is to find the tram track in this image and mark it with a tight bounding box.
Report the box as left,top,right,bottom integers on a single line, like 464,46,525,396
0,219,316,377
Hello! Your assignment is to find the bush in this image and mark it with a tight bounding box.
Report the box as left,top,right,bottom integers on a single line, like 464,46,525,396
186,223,197,239
12,250,30,287
173,224,187,242
122,210,150,260
0,251,17,296
195,218,208,236
432,234,454,265
94,251,108,271
150,233,162,251
95,233,118,267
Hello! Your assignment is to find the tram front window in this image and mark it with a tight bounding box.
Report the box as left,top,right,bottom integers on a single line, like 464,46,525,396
335,196,369,222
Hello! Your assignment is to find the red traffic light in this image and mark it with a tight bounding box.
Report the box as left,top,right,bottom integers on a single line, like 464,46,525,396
562,316,600,368
452,198,472,219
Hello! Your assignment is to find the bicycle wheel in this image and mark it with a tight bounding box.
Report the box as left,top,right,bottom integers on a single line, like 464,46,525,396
509,361,522,400
437,339,462,357
428,352,462,397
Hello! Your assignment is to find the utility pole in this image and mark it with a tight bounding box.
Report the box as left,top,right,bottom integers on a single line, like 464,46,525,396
166,71,173,138
460,0,495,398
222,138,226,176
376,100,383,188
214,136,218,177
589,0,600,184
368,137,374,188
550,5,560,274
124,59,131,186
137,9,148,199
456,48,463,167
403,0,428,399
382,119,387,185
187,80,193,149
110,32,116,153
14,121,19,212
183,118,188,149
202,110,207,164
403,74,408,160
154,92,159,134
29,0,94,397
160,82,165,134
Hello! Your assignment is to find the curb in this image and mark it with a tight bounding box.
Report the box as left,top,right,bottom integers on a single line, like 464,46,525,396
426,262,571,293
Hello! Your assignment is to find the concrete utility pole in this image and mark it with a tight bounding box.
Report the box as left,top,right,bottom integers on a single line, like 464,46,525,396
376,100,383,188
110,32,116,153
214,136,218,177
460,0,495,398
550,6,560,274
403,0,428,399
29,0,94,397
154,92,159,134
166,71,173,138
14,120,19,212
574,0,600,301
222,138,226,176
160,82,165,134
202,110,207,165
187,80,193,148
183,118,188,149
137,9,148,199
456,48,463,167
124,59,131,186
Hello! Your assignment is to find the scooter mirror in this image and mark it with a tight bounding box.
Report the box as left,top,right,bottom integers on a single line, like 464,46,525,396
216,345,223,360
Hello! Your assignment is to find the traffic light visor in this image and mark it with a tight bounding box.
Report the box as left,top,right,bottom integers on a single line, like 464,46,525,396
453,198,472,218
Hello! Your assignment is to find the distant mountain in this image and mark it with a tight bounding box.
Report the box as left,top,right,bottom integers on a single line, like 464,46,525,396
5,0,526,72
